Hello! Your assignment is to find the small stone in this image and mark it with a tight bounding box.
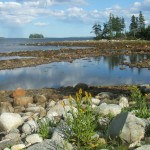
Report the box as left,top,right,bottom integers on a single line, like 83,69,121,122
14,106,25,113
22,120,38,135
26,134,43,144
0,102,14,114
95,103,121,116
11,144,26,150
96,92,113,100
4,148,10,150
119,97,129,108
47,100,56,108
91,98,100,105
3,133,21,143
33,95,47,107
12,88,26,98
14,96,33,107
47,103,65,117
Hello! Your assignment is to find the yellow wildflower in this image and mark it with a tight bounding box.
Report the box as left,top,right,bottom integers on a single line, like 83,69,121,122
79,88,82,94
60,101,65,107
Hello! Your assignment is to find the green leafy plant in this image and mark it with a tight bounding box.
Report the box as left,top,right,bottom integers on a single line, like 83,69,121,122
65,89,103,150
37,117,55,139
129,86,150,118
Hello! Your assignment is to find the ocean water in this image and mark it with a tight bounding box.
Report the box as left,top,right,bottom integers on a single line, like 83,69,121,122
0,37,92,53
0,38,150,90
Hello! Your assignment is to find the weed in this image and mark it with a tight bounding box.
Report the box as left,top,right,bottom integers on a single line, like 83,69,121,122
129,86,150,118
65,89,103,150
37,117,56,139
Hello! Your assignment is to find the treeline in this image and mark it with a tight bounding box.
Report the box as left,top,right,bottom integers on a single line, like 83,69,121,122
92,11,150,40
29,34,44,38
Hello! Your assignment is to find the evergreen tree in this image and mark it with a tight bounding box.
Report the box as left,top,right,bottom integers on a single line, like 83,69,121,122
130,15,138,37
138,11,145,31
121,17,125,32
102,23,110,38
108,13,113,37
91,23,102,39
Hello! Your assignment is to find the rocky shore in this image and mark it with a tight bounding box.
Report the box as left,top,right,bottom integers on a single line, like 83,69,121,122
0,40,150,70
0,84,150,150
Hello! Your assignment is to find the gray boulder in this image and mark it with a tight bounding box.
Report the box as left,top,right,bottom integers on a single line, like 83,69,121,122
95,103,121,116
0,113,23,132
134,145,150,150
47,104,65,118
108,112,146,144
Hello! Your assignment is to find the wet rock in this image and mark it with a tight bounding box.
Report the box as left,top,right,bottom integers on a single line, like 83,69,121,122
0,113,23,132
12,88,26,98
13,96,33,107
74,83,88,91
108,112,145,144
0,102,14,114
26,134,43,145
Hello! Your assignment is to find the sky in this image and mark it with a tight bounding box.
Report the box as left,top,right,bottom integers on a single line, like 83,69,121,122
0,0,150,38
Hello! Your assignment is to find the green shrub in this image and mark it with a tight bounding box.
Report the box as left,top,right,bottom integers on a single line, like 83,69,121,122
37,117,56,139
65,89,103,150
129,86,150,118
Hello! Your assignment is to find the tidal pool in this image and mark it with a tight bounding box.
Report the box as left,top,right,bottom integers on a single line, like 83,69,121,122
0,55,150,90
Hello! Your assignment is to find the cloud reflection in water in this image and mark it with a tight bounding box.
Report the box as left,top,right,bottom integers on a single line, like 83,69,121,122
0,56,150,90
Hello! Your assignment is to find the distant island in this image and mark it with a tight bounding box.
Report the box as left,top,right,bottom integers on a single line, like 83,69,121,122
29,34,44,38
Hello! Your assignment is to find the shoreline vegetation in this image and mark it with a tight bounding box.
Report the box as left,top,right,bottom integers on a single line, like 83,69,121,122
29,34,44,39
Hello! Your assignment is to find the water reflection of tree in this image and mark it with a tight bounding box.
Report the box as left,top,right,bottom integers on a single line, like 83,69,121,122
93,54,150,73
103,55,125,71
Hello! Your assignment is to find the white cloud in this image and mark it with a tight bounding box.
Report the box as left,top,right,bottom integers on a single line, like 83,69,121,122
0,0,150,31
34,22,49,26
17,0,88,6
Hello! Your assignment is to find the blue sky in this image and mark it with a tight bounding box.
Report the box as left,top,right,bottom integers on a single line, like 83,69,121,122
0,0,149,38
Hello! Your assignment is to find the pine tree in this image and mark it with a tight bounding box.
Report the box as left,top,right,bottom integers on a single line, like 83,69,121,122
91,23,102,39
130,15,138,37
121,17,125,32
138,11,145,31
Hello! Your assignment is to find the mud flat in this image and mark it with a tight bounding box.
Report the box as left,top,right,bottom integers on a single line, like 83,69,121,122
0,40,150,70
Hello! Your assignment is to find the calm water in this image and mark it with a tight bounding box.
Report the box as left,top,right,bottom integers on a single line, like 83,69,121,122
0,38,92,53
0,56,150,90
